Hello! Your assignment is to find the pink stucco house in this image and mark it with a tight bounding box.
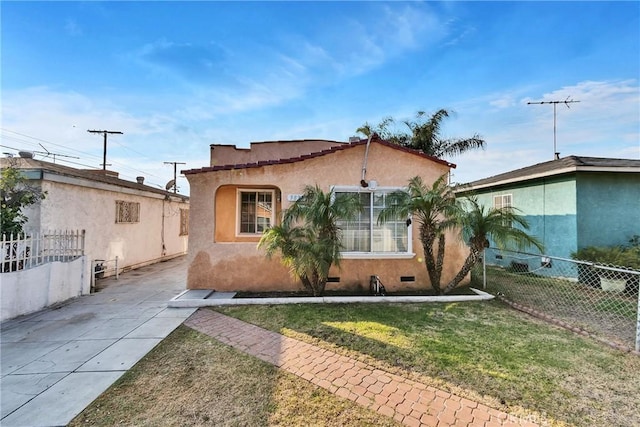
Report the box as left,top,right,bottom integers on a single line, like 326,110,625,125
183,136,468,293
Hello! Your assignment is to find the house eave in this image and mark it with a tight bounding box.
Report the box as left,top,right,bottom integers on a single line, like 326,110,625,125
457,165,639,193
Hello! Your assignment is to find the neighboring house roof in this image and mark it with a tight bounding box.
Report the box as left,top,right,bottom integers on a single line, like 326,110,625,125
1,157,189,201
458,156,640,192
184,137,456,175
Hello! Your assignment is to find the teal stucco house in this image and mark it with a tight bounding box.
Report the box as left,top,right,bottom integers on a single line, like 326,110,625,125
456,156,640,262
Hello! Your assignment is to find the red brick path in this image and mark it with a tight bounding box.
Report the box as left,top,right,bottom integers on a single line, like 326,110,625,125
184,309,539,427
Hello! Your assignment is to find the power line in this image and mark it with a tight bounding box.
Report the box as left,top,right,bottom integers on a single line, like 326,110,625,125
36,144,80,163
1,127,181,188
87,129,123,170
527,97,580,159
1,128,103,161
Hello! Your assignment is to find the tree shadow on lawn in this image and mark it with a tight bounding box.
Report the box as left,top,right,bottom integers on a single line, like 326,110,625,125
216,300,640,427
69,325,401,427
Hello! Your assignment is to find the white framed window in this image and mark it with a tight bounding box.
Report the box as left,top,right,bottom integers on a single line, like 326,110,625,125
237,189,275,235
493,194,512,210
493,194,513,227
115,200,140,224
334,187,412,258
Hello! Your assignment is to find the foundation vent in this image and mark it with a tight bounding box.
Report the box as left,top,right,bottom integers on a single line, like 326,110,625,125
327,277,340,283
400,276,415,282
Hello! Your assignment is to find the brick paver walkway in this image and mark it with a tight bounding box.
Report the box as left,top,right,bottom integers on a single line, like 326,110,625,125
184,309,539,427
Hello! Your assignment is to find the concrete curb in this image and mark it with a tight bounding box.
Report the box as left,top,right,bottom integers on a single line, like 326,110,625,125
168,288,494,308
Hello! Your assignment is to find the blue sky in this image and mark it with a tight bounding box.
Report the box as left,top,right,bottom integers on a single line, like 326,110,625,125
2,1,638,193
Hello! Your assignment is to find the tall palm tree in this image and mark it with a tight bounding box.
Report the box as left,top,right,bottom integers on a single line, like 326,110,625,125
258,185,360,296
378,175,462,295
357,109,485,158
442,197,544,293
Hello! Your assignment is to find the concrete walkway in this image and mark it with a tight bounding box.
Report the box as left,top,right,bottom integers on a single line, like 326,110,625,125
185,309,540,427
0,256,196,427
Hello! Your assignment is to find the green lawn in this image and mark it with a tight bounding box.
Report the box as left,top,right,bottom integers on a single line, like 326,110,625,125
216,300,640,427
70,299,639,427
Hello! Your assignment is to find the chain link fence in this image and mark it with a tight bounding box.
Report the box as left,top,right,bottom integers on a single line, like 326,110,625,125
473,248,640,352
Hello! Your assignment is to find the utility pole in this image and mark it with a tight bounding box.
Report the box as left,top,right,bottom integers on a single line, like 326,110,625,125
527,97,580,159
164,161,186,193
87,130,123,170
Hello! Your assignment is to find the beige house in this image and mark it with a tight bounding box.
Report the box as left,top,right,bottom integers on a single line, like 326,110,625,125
2,156,189,289
184,136,468,293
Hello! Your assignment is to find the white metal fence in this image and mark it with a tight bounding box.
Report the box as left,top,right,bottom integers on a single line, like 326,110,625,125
1,230,85,273
475,248,640,352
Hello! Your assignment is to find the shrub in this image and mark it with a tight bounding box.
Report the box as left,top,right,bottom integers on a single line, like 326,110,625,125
571,236,640,270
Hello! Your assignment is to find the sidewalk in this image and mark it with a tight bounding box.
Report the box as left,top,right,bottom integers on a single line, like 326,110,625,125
0,256,196,427
185,309,540,427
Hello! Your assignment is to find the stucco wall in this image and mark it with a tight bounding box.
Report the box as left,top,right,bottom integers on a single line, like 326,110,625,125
210,140,345,166
471,176,577,259
576,172,640,249
24,180,189,278
1,257,86,321
466,171,640,260
187,141,467,292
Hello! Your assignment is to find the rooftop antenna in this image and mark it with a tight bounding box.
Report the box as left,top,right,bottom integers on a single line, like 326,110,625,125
527,97,580,160
87,129,123,170
35,143,80,163
164,161,186,193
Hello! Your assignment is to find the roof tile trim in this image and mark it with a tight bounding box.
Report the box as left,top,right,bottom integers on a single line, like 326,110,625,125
184,138,455,175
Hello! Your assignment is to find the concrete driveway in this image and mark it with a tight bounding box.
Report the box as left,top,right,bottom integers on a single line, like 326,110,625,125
1,255,195,427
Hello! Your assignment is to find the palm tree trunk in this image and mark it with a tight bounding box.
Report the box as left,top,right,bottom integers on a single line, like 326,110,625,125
434,234,446,290
443,247,482,294
310,270,324,297
421,228,442,295
300,275,314,295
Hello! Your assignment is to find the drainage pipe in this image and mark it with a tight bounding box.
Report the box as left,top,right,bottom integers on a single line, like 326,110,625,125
360,134,373,187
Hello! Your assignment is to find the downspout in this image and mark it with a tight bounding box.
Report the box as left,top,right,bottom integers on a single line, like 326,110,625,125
161,197,167,257
360,134,373,188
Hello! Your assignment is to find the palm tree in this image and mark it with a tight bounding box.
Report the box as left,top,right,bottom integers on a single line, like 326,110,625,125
378,175,462,295
357,109,485,158
378,177,543,295
442,197,544,293
258,185,361,296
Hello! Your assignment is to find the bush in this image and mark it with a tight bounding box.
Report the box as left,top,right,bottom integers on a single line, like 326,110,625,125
571,236,640,270
572,236,640,294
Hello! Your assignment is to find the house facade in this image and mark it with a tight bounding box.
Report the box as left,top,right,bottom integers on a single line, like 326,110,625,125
2,156,190,291
455,156,640,262
184,137,469,293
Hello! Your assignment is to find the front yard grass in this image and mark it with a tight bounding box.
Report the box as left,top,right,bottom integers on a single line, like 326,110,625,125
71,300,639,426
69,326,401,427
215,300,640,427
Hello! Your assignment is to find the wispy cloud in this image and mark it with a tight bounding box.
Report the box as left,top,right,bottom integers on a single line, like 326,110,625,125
134,39,229,83
64,18,82,37
121,3,452,119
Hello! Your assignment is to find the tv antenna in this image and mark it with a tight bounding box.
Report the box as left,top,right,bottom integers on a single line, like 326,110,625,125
35,144,80,163
527,97,580,159
87,129,123,170
164,161,186,193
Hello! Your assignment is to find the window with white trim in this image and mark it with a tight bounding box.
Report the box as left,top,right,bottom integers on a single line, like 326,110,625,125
115,200,140,223
493,194,512,210
335,188,410,254
238,190,274,234
493,194,513,227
